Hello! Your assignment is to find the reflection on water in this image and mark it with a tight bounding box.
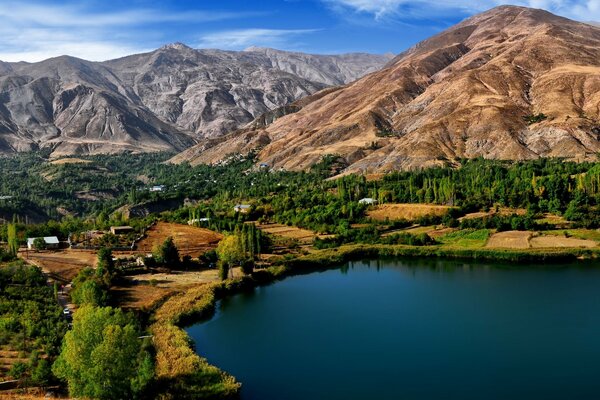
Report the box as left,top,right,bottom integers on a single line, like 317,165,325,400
187,258,600,400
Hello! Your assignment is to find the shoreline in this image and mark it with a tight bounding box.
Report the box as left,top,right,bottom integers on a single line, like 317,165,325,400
149,244,600,398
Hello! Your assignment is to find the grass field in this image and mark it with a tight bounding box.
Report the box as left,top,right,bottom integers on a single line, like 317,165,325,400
438,229,491,248
543,229,600,242
367,203,452,221
530,236,597,248
136,222,222,258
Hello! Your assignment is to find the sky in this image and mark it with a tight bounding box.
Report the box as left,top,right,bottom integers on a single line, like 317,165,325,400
0,0,599,62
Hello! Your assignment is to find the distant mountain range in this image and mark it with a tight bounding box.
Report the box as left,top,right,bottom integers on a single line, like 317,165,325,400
174,6,600,173
0,44,392,156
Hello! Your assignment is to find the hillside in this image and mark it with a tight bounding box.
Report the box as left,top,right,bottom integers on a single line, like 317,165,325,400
0,45,391,156
174,6,600,173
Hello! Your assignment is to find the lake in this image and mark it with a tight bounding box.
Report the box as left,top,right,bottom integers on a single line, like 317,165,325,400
186,258,600,400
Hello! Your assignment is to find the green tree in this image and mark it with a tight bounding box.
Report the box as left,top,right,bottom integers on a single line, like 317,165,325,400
32,237,46,251
71,279,106,306
52,305,153,399
216,234,244,268
153,236,180,267
7,223,18,256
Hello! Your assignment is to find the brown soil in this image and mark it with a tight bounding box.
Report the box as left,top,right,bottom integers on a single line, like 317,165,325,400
22,249,97,282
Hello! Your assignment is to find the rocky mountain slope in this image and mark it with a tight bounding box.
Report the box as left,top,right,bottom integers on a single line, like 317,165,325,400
174,6,600,173
0,45,391,156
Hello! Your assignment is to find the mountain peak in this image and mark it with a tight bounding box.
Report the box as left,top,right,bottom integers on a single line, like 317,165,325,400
159,42,193,51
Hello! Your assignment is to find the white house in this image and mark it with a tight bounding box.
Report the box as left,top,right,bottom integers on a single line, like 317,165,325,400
234,204,251,213
358,198,377,205
188,218,210,225
150,185,166,192
27,236,60,250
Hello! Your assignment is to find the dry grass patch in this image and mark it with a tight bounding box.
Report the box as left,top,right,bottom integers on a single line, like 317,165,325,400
150,283,240,397
460,207,527,221
49,158,92,165
113,268,236,310
136,222,222,258
530,236,597,249
486,231,532,249
367,203,451,221
258,223,327,243
22,249,97,282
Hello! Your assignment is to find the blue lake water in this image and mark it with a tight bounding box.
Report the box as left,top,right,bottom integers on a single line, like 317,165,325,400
186,258,600,400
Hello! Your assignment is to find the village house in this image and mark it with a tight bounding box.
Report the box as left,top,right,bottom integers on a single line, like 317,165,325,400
234,204,252,213
110,226,134,235
358,198,377,205
27,236,60,250
150,185,166,192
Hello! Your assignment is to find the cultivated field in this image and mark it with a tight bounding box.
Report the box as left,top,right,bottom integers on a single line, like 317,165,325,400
367,203,451,221
486,231,597,249
530,236,597,248
0,348,27,381
135,222,223,258
486,231,532,249
23,249,97,282
257,223,328,244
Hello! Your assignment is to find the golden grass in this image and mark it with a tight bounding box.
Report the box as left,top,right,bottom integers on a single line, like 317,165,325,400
49,158,92,165
150,283,240,396
367,203,451,221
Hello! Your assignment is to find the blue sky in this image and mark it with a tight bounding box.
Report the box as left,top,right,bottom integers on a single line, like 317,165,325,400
0,0,598,62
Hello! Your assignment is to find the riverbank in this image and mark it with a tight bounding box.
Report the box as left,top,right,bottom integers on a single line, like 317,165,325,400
148,243,600,398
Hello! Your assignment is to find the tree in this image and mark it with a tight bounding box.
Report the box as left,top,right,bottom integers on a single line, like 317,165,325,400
218,260,230,281
153,237,180,267
216,234,244,268
52,305,153,399
71,280,107,306
7,223,18,256
32,237,46,251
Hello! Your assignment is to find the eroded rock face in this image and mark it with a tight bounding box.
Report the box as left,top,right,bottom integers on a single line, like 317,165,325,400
0,44,391,155
175,6,600,173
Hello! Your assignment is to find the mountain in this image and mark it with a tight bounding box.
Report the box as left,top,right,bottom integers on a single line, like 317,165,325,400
174,6,600,173
0,45,391,156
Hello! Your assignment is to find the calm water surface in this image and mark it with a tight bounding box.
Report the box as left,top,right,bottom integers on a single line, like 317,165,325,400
186,259,600,400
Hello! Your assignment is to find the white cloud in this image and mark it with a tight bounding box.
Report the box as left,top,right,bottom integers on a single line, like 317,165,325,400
196,29,320,50
321,0,600,21
0,2,260,62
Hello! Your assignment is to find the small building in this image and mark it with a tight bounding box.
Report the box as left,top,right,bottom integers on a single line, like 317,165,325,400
110,226,134,235
188,218,210,225
150,185,166,192
259,163,269,169
0,195,13,200
234,204,252,213
358,198,377,205
27,236,60,250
